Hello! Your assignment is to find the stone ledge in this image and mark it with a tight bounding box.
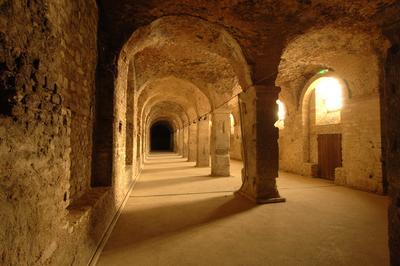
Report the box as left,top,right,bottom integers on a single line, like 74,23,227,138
66,187,111,227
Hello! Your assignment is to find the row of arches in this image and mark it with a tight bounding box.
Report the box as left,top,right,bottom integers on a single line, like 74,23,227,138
3,1,399,265
86,16,390,209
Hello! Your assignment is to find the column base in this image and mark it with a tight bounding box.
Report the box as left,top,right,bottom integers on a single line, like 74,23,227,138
211,154,230,177
210,173,230,177
235,190,286,204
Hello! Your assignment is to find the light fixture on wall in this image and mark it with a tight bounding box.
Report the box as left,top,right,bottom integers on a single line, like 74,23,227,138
318,69,330,75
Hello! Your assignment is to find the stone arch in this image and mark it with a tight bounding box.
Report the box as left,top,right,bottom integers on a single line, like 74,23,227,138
144,102,188,155
299,72,349,164
122,16,253,93
277,22,387,192
92,14,255,201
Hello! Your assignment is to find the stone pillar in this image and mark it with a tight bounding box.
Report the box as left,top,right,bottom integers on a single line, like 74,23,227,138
188,123,198,162
211,108,230,176
183,126,189,158
140,133,145,164
173,130,177,153
197,117,210,167
146,129,150,154
237,85,285,204
175,129,181,155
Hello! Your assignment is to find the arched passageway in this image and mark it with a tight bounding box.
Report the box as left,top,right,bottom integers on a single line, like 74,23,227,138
3,1,399,265
96,14,284,203
150,121,173,151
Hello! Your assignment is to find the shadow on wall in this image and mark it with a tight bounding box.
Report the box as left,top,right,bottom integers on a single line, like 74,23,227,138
102,195,256,251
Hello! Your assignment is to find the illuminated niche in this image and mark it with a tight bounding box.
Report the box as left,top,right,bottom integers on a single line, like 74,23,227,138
313,77,343,125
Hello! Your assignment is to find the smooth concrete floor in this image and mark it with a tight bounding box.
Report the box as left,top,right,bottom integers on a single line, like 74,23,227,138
97,152,389,266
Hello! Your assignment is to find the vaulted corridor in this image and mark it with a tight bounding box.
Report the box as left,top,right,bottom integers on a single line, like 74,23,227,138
96,153,389,266
2,1,400,265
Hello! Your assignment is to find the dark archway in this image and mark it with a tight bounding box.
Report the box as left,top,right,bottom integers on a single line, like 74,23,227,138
150,121,173,151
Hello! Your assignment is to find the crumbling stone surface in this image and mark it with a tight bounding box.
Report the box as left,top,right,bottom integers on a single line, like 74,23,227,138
0,0,99,265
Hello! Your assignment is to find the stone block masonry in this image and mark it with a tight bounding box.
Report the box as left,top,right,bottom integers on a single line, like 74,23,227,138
0,1,106,265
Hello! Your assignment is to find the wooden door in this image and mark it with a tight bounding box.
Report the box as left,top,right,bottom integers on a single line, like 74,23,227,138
317,134,342,180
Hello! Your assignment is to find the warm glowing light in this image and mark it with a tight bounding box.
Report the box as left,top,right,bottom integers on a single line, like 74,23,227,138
277,100,286,121
274,100,286,129
230,114,235,135
315,77,343,112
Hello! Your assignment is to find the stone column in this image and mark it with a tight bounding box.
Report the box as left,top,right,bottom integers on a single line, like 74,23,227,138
146,129,150,154
173,130,177,153
211,108,230,176
188,123,198,162
183,126,189,158
197,116,210,167
140,133,145,164
175,129,181,155
180,128,185,156
237,85,285,204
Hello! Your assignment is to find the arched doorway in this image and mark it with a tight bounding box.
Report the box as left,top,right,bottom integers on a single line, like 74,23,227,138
301,74,346,180
150,121,173,151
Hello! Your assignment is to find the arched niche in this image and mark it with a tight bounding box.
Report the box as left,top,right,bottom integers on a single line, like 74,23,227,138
300,72,349,164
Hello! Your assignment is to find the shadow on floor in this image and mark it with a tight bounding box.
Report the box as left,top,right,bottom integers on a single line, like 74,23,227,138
144,160,188,165
134,175,221,190
141,165,197,174
103,194,256,251
146,153,181,158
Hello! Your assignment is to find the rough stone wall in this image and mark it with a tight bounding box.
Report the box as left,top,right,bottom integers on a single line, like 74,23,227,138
113,56,134,202
55,0,98,202
278,36,384,193
0,1,104,265
341,95,383,192
280,86,383,193
278,114,306,174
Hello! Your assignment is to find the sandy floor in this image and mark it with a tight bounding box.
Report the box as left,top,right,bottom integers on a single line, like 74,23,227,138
97,152,389,266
